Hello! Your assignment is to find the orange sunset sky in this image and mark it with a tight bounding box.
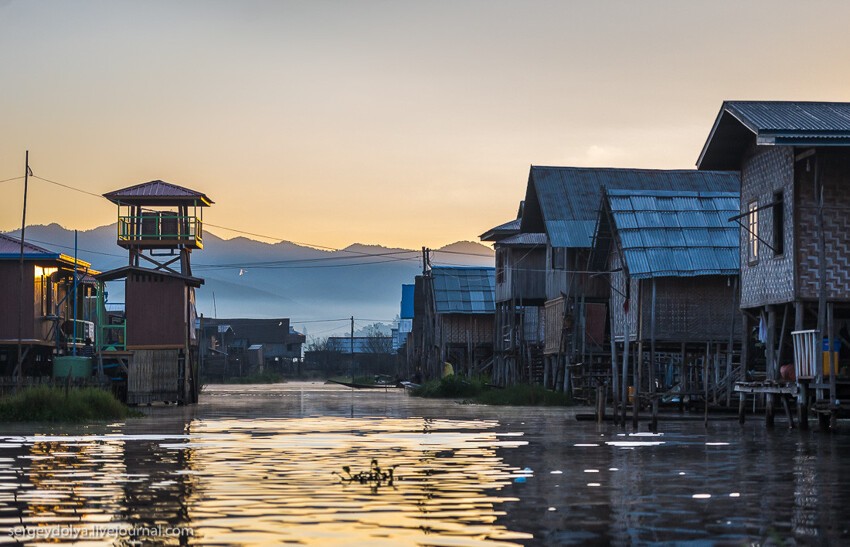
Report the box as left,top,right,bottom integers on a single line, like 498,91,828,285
2,0,850,250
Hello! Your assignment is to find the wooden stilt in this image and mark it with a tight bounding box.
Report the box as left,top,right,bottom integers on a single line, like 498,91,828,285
738,391,746,424
782,395,795,429
798,380,809,431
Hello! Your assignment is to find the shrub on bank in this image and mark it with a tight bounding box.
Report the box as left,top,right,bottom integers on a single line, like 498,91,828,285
411,376,573,406
0,387,135,422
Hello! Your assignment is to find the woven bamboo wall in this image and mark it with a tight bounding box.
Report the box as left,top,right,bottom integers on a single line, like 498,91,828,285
796,149,850,302
437,314,494,346
128,348,180,404
543,297,564,354
639,277,737,342
739,146,795,309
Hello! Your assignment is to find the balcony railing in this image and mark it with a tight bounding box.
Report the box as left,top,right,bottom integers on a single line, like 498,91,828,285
117,214,203,248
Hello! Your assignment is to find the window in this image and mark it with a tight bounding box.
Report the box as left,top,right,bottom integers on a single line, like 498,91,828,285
552,247,567,270
747,200,759,264
772,191,784,256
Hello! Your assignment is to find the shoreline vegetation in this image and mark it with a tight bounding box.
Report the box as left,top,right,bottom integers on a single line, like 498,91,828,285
411,375,574,406
0,387,139,422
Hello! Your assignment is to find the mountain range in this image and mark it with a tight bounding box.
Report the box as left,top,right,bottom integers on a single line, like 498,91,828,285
5,224,494,338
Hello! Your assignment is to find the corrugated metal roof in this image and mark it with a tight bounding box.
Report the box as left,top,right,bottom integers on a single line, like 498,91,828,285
605,189,740,279
0,233,59,259
698,101,850,169
431,266,495,314
479,218,521,241
523,167,740,247
726,101,850,133
103,180,213,205
497,232,548,246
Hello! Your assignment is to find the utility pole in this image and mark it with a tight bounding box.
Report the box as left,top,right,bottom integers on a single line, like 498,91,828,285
350,316,355,380
422,247,430,275
15,151,30,383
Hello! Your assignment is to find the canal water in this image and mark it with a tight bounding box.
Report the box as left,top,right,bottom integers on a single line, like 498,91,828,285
0,382,848,545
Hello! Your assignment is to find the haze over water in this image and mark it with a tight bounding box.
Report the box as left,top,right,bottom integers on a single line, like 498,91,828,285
0,384,847,545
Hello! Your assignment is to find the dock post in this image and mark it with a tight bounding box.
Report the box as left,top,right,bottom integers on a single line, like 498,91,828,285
738,391,746,424
596,385,604,424
781,395,795,429
798,381,809,431
766,393,775,428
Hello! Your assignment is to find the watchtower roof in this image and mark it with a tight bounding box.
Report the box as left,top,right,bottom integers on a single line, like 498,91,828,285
103,180,213,206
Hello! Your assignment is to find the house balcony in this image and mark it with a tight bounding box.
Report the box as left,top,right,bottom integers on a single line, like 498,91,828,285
117,214,204,250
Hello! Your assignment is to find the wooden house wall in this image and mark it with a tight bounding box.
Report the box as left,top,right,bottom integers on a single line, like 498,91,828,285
739,146,795,308
126,273,188,347
0,262,36,340
795,149,850,302
496,247,546,303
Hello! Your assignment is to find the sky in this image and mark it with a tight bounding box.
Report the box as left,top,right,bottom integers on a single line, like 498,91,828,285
2,0,850,250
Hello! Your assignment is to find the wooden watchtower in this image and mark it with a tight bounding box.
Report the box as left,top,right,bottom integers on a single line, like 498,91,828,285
96,180,213,404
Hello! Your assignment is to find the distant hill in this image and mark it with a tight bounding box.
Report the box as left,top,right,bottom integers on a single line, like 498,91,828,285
5,224,494,337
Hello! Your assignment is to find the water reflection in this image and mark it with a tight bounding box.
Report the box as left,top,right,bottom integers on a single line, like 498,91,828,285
0,384,848,546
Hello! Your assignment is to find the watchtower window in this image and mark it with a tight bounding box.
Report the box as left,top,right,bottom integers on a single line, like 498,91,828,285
772,191,784,257
747,200,759,264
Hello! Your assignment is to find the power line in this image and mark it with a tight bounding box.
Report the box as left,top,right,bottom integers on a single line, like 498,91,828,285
32,175,104,198
0,176,24,184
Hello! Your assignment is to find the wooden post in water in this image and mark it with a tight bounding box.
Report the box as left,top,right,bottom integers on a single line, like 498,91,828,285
765,306,776,428
650,278,658,431
609,307,620,426
704,341,709,428
828,302,837,431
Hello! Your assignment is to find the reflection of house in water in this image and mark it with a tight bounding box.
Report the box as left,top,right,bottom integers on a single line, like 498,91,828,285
0,421,197,542
199,318,305,380
0,234,99,378
96,180,212,404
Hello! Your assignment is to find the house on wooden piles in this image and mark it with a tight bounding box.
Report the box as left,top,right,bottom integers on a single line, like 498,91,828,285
519,166,740,397
411,266,495,379
480,205,547,386
0,234,99,378
590,189,740,415
95,180,212,405
697,101,850,426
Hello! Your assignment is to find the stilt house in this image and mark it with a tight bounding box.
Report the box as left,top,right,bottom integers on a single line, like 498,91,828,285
480,206,547,386
95,180,212,404
591,189,740,408
0,234,98,376
519,166,739,395
697,101,850,421
412,266,495,379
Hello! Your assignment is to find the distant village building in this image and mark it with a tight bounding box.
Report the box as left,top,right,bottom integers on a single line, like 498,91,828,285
394,284,414,351
199,317,305,380
410,266,495,379
0,234,98,377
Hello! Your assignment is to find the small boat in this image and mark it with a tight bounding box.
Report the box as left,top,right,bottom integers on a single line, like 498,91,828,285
327,378,404,389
